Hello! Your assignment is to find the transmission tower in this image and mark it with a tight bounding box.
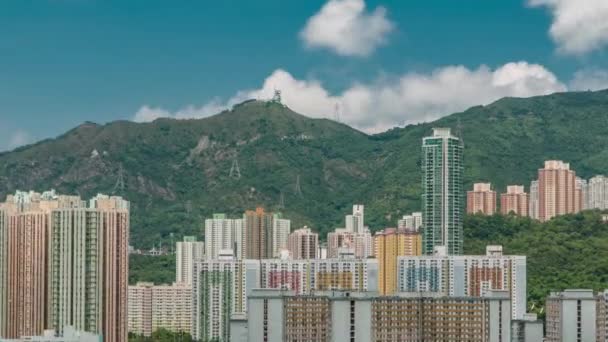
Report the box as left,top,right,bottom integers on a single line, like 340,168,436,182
294,175,302,197
112,165,125,194
279,191,285,209
334,103,341,123
456,118,464,147
229,159,241,179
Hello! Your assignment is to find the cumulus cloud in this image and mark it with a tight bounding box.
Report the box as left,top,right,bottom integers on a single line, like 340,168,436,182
570,69,608,91
529,0,608,55
132,99,238,123
132,62,567,132
300,0,394,57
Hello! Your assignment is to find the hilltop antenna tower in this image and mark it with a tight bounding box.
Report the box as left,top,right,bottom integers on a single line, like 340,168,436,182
229,159,241,179
272,89,282,104
294,175,303,197
112,165,125,194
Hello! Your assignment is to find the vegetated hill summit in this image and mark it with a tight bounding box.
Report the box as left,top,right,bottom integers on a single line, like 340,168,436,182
2,90,608,248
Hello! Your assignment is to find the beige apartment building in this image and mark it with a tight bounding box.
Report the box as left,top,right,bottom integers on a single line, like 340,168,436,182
286,227,318,259
538,160,579,221
467,182,497,215
128,282,192,337
501,185,529,216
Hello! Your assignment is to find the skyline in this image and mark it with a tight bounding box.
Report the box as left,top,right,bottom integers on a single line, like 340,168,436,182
2,0,608,151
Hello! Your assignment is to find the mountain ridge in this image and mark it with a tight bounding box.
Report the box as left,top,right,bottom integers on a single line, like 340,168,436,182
2,91,608,247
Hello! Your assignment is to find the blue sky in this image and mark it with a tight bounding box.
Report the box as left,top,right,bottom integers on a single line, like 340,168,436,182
1,0,608,151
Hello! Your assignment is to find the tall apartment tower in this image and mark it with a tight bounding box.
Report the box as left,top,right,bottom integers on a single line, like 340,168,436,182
374,227,421,295
287,227,318,260
529,180,539,219
345,205,364,233
0,190,66,338
467,183,497,215
576,177,588,211
501,185,529,216
50,194,129,342
588,175,608,210
545,289,598,342
244,207,274,259
271,213,291,258
204,214,244,259
538,160,578,221
421,128,464,255
175,236,204,284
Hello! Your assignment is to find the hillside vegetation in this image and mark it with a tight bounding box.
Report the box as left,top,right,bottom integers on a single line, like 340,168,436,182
2,91,608,247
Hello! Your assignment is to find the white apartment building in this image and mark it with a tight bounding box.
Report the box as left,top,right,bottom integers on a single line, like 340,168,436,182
271,214,290,258
175,236,204,285
397,212,422,231
204,214,244,259
397,245,527,319
588,175,608,210
345,204,365,233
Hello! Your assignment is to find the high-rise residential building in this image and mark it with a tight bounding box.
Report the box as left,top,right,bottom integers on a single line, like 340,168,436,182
374,227,421,295
0,190,66,338
397,212,422,231
529,180,539,219
598,290,608,342
421,128,464,255
588,175,608,210
286,227,318,260
259,258,378,294
204,214,244,259
327,229,373,259
345,205,365,233
49,194,129,342
192,259,260,341
244,207,274,259
500,185,529,216
545,289,600,342
248,289,513,342
576,177,588,211
271,213,290,258
537,160,579,221
175,236,204,285
397,245,527,319
127,282,192,337
467,182,497,215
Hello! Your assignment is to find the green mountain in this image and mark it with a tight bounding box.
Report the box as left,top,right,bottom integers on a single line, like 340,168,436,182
2,90,608,247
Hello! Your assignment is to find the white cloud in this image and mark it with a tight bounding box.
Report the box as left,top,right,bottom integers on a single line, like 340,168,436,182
132,62,567,133
8,130,33,150
570,68,608,91
300,0,394,57
529,0,608,55
132,99,239,123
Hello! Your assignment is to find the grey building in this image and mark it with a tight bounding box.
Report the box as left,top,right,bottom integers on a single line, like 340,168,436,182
247,289,512,342
545,289,597,342
511,313,543,342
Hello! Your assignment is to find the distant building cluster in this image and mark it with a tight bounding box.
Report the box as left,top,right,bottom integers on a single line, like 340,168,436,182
2,127,607,342
467,160,608,221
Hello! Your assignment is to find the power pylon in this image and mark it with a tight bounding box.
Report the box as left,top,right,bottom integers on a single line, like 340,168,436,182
294,175,302,197
112,165,125,194
229,159,241,179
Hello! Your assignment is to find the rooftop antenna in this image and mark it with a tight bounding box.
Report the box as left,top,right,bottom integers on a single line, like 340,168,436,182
229,158,241,179
112,165,125,194
294,175,302,197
